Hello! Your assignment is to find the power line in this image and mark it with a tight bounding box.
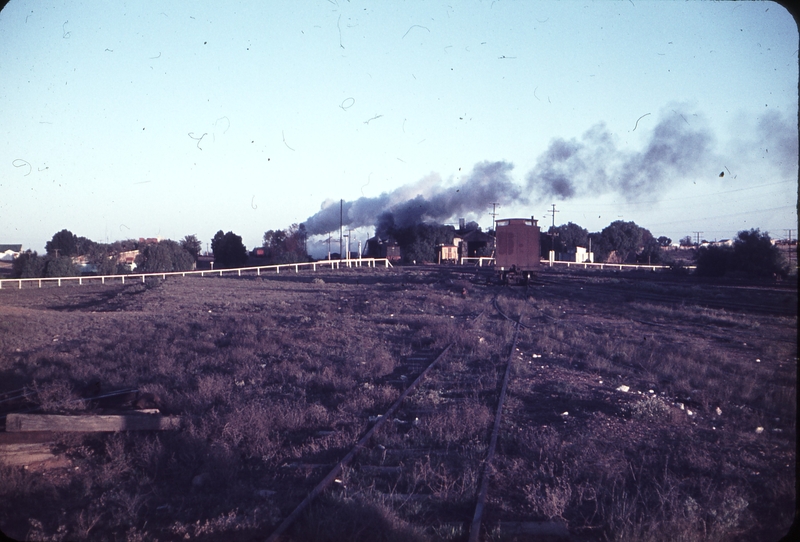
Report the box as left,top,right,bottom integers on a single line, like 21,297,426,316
565,180,795,208
645,205,796,228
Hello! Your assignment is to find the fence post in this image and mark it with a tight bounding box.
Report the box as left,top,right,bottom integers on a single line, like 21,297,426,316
58,279,62,287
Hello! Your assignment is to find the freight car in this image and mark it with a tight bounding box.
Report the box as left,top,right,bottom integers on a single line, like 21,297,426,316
494,216,541,283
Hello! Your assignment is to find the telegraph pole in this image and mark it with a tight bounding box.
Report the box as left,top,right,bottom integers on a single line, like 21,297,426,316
784,229,795,242
548,204,560,229
346,229,355,261
490,202,500,232
692,231,703,245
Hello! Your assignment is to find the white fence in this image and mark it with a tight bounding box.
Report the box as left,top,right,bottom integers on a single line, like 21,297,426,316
545,260,696,271
0,258,393,290
459,257,694,272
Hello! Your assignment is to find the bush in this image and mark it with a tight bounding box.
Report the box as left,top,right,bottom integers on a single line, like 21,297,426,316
732,229,788,278
695,245,733,277
135,240,195,273
695,229,788,278
43,256,79,277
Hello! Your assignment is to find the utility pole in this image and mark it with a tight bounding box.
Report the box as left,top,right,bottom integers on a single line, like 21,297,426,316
692,231,703,245
547,204,560,230
490,202,500,232
346,229,354,261
784,229,795,242
339,199,343,259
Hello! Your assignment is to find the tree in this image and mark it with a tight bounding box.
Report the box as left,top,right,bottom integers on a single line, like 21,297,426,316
135,240,194,273
12,251,44,278
211,230,248,268
732,229,788,278
87,243,118,275
42,256,79,277
695,245,733,277
591,221,645,263
679,236,694,248
694,229,787,279
180,234,203,261
552,222,589,252
657,236,672,247
261,224,310,264
46,229,79,257
636,229,666,264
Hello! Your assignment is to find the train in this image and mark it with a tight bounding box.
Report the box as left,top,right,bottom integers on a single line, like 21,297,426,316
494,216,541,283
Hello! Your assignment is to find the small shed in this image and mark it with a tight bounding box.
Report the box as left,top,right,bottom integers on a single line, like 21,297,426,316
438,244,458,264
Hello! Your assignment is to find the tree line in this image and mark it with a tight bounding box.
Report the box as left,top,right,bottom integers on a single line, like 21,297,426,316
11,220,789,280
11,225,312,279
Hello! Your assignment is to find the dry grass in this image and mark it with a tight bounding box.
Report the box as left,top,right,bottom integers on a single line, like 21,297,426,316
0,267,795,541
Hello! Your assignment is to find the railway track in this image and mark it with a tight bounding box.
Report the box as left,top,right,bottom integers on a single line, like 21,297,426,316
261,299,542,541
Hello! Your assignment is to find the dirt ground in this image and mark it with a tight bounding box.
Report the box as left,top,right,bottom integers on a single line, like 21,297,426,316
0,266,796,541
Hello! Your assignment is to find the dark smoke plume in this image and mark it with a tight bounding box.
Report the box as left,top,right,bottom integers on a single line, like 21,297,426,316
303,106,765,240
303,161,524,235
525,107,714,201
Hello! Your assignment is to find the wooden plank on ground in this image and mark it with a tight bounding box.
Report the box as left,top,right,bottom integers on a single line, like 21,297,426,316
0,442,55,466
0,432,58,466
6,413,181,432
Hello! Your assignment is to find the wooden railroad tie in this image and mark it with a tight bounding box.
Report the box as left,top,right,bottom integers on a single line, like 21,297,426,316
5,412,182,433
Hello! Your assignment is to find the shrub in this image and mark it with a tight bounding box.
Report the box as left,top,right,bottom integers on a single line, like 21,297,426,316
695,229,788,278
135,240,194,273
695,245,733,277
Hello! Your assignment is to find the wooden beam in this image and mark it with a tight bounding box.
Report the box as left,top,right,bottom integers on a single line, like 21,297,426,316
0,432,58,466
6,413,181,433
0,442,56,466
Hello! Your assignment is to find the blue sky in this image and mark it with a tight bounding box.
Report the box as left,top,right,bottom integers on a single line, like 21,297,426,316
1,0,797,256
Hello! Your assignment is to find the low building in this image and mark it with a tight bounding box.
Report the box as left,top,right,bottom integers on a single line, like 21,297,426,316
438,244,459,263
454,230,492,258
117,250,139,272
558,246,594,263
0,244,22,262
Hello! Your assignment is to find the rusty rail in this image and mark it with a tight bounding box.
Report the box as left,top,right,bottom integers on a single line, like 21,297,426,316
265,343,453,542
469,313,521,542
